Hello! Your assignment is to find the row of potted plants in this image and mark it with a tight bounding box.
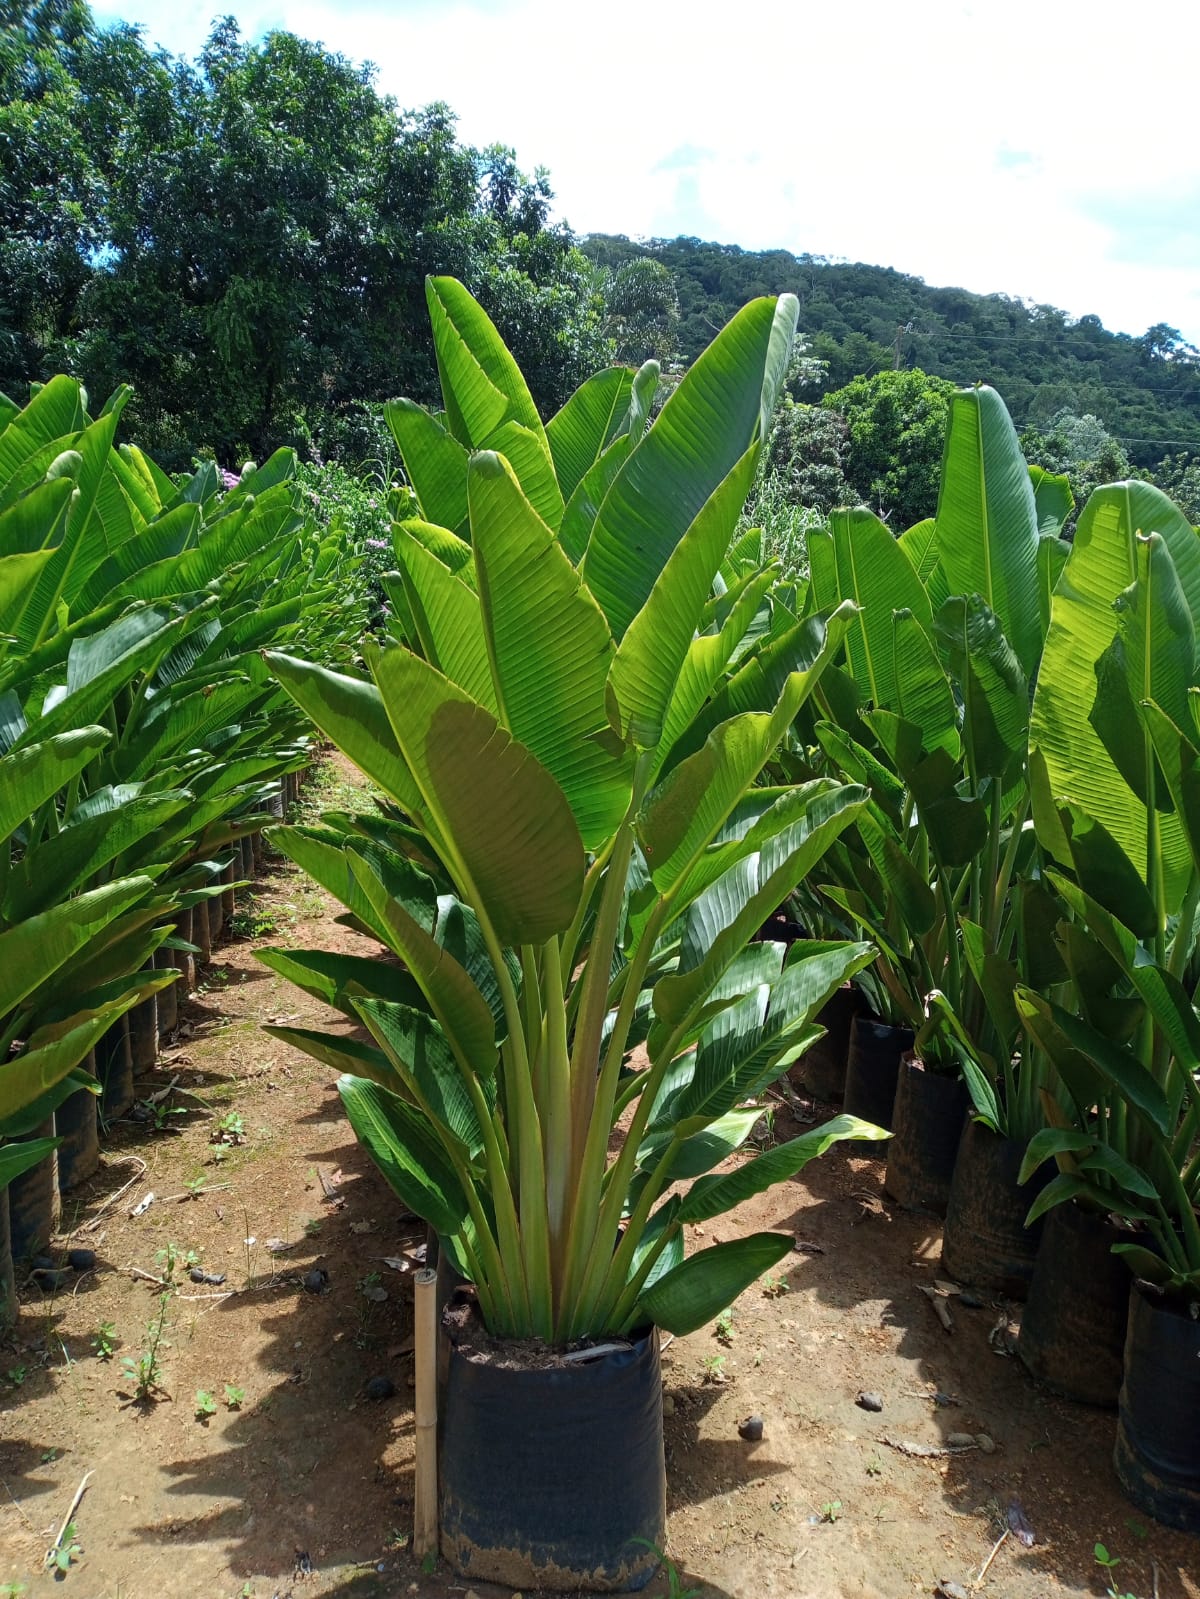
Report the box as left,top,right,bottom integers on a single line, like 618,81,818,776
0,379,367,1323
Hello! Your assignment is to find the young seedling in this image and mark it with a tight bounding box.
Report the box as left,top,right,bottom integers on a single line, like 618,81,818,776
819,1499,842,1524
701,1354,727,1384
90,1322,116,1361
6,1365,26,1387
630,1540,701,1599
224,1383,245,1410
194,1389,217,1419
714,1308,735,1345
1094,1543,1140,1599
212,1110,245,1145
46,1520,82,1574
121,1294,170,1402
760,1273,789,1299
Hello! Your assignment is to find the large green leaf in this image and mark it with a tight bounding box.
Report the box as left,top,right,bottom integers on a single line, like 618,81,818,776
338,1074,469,1239
934,385,1041,676
581,295,797,641
354,997,486,1156
809,508,933,710
468,452,632,848
637,1232,794,1336
0,726,110,844
366,639,584,945
934,595,1027,782
609,447,759,749
678,1114,888,1223
389,531,496,712
1029,465,1074,537
0,876,152,1020
254,946,428,1018
426,276,547,451
385,400,470,535
546,367,634,502
1030,481,1200,906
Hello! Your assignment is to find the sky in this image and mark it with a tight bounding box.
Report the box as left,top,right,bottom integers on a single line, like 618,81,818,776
94,0,1200,346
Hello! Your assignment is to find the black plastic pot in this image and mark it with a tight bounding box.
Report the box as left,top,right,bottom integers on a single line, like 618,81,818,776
194,897,213,965
7,1118,60,1262
127,979,159,1077
239,834,255,883
221,861,236,923
791,984,864,1102
941,1120,1046,1298
208,882,224,943
439,1317,665,1591
884,1060,969,1215
1019,1201,1130,1406
251,829,265,873
844,1015,913,1134
0,1187,14,1330
266,782,285,822
96,1014,135,1121
1114,1287,1200,1532
154,945,179,1037
55,1053,100,1192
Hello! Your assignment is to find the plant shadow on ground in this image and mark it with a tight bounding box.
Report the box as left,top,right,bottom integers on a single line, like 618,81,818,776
754,1098,1200,1599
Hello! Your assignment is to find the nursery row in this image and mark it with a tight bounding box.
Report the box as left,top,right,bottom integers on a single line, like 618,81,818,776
0,378,366,1319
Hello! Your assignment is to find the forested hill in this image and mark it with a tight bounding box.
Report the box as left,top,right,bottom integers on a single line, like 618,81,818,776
582,234,1200,469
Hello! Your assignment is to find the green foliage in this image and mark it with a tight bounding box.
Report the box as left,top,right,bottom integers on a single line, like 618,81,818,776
580,235,1200,472
264,279,887,1343
0,9,612,467
823,369,956,529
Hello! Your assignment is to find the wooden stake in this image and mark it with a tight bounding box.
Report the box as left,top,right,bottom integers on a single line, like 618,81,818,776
46,1470,93,1568
412,1267,439,1560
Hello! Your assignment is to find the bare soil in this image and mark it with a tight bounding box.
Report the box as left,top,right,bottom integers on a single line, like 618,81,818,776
2,755,1199,1599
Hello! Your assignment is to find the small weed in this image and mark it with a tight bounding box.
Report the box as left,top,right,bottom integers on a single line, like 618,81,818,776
1094,1542,1140,1599
184,1175,207,1198
46,1520,82,1574
155,1242,200,1284
212,1111,245,1146
701,1354,727,1384
194,1389,217,1419
90,1321,117,1361
630,1539,700,1599
121,1293,170,1402
6,1365,26,1387
145,1098,186,1133
40,1448,58,1464
760,1273,789,1299
714,1308,735,1345
1125,1518,1150,1542
224,1383,245,1410
230,897,286,939
819,1499,842,1523
0,1581,28,1596
865,1453,882,1477
303,1218,321,1238
420,1551,437,1576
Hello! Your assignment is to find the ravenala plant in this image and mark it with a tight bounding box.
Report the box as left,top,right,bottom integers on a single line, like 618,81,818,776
262,279,885,1344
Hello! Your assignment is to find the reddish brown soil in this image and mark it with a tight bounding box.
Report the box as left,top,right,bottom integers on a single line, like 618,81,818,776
1,756,1198,1599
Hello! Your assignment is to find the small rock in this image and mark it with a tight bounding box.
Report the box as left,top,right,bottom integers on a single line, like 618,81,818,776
365,1375,395,1401
946,1431,976,1449
302,1267,329,1294
935,1582,969,1599
959,1289,983,1308
31,1254,56,1272
737,1414,764,1442
31,1266,72,1290
975,1432,996,1454
856,1390,884,1412
189,1267,226,1286
67,1247,96,1272
662,1394,676,1417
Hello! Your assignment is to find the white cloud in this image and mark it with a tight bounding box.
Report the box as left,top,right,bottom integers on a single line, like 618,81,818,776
99,0,1200,341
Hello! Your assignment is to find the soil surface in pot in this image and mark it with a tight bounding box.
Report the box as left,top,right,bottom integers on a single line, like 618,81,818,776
1,754,1198,1599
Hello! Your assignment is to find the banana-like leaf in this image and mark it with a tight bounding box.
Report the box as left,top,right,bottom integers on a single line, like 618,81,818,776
637,1231,794,1336
468,452,632,848
0,726,110,844
1029,465,1074,537
609,447,759,749
388,533,496,712
0,876,153,1021
1015,987,1170,1136
934,386,1041,676
678,1114,888,1224
255,947,428,1017
890,609,959,758
385,400,470,535
581,295,797,641
546,367,635,502
354,997,487,1156
934,595,1027,783
366,639,584,944
426,276,547,454
338,1073,469,1240
1030,481,1200,905
0,1136,60,1193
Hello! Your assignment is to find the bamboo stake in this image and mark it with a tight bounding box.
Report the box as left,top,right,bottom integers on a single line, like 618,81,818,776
46,1470,93,1568
412,1267,439,1560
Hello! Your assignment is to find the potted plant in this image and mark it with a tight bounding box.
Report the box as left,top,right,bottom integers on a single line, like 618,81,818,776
261,279,888,1590
1017,486,1200,1493
804,389,1064,1227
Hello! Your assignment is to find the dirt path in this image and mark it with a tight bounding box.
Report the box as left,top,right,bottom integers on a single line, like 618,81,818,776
1,754,1199,1599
